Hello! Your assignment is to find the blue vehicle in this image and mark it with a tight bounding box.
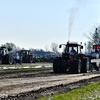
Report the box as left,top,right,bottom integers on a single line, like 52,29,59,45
13,51,22,64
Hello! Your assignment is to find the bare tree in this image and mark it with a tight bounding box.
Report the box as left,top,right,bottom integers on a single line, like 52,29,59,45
16,46,21,51
1,42,16,50
50,42,58,53
45,45,49,52
84,26,100,53
86,41,93,53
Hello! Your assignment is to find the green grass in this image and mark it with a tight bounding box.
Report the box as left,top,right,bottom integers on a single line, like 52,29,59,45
0,69,7,70
0,65,53,70
38,82,100,100
0,65,38,70
41,65,53,68
20,65,38,68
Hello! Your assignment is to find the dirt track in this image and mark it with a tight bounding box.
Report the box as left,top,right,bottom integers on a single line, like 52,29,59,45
0,65,100,100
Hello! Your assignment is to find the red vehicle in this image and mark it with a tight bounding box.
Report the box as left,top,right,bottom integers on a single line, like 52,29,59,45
53,42,91,74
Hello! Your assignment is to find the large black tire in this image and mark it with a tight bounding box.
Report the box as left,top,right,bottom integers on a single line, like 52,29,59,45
0,59,2,64
81,58,89,73
6,55,13,64
60,59,67,73
72,60,81,74
96,66,99,71
89,58,93,72
53,58,60,73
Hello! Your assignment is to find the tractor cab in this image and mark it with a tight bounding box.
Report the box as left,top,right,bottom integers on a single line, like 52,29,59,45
91,45,100,59
65,42,83,55
60,42,83,55
20,50,33,63
59,42,83,62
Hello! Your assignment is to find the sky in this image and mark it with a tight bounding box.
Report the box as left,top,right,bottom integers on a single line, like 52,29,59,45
0,0,100,52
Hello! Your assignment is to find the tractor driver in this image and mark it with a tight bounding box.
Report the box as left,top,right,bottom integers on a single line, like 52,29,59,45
71,47,77,57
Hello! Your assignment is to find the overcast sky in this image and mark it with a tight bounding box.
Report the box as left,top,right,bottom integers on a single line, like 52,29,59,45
0,0,99,52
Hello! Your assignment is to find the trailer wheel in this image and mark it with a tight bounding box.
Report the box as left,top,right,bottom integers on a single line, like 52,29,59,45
81,58,89,73
53,58,60,73
72,60,81,74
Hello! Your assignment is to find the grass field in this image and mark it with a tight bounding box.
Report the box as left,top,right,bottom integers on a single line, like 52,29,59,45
0,65,52,70
38,82,100,100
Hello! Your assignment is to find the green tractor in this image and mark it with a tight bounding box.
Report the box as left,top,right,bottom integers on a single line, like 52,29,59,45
20,50,33,63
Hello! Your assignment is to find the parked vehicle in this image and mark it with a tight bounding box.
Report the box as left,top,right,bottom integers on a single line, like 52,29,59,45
90,45,100,71
13,51,22,64
20,50,33,63
0,46,13,64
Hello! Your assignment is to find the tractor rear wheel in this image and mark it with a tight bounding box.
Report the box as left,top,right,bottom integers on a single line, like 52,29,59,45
53,58,60,73
72,60,81,74
7,55,13,64
81,58,89,73
60,59,67,73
